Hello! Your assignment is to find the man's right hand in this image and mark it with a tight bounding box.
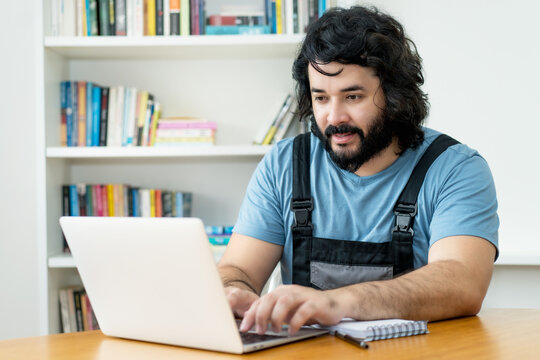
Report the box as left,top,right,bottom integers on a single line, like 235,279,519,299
224,286,260,318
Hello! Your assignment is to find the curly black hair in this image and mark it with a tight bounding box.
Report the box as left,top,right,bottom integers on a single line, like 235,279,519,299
292,6,428,151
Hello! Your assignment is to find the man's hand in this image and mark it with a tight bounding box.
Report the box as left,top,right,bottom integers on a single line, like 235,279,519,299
224,286,259,318
239,284,345,335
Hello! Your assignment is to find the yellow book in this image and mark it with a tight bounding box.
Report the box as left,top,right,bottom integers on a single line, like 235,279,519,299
81,0,87,36
150,189,156,217
276,0,283,34
149,103,161,146
136,91,149,145
106,184,114,216
262,126,278,145
117,185,125,217
147,0,156,36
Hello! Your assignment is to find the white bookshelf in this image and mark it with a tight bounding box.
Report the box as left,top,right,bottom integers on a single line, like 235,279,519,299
40,17,303,333
46,145,271,158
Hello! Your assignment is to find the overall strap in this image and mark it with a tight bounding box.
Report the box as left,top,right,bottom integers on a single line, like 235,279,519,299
392,134,460,276
291,132,313,286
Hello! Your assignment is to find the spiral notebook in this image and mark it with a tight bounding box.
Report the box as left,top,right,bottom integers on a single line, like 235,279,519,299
318,318,428,342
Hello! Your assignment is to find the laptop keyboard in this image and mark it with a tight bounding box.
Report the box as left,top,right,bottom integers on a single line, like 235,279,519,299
240,331,288,345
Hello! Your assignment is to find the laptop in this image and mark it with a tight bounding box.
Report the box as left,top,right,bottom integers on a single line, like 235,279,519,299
59,216,327,354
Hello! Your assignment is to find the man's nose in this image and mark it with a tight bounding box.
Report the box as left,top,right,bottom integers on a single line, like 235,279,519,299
327,100,349,126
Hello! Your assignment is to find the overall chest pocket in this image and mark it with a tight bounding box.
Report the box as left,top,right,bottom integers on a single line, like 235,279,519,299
308,237,394,290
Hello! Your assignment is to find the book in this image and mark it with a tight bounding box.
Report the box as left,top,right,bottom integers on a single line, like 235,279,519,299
60,81,68,146
169,0,180,35
147,0,156,35
272,96,298,143
92,85,102,146
156,0,164,35
180,0,190,35
318,318,428,342
99,87,109,146
108,0,116,34
115,0,127,35
261,94,292,145
61,185,71,252
98,0,111,35
205,25,271,35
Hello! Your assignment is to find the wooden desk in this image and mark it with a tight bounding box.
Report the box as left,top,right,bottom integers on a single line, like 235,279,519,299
2,309,539,359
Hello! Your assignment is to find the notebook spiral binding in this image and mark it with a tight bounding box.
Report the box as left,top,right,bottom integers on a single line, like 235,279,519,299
367,321,428,341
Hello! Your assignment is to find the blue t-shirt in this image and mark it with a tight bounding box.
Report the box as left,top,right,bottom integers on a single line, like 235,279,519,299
233,128,499,284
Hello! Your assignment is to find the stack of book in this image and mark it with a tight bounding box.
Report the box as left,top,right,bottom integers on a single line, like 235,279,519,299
51,0,331,37
62,183,192,219
51,0,204,36
60,81,161,147
253,93,298,145
153,117,216,147
59,287,98,333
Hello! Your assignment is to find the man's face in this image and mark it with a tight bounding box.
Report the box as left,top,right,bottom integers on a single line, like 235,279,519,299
308,62,394,173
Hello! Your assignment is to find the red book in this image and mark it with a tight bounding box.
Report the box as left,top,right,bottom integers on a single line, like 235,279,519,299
155,189,162,217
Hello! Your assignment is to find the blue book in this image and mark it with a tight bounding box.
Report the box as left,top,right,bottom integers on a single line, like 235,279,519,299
69,185,80,216
131,188,139,217
174,192,184,217
205,25,271,35
264,0,272,26
64,82,73,147
92,86,102,147
85,82,93,146
183,192,192,217
122,88,131,146
319,0,326,18
71,81,79,147
86,0,91,36
271,2,276,34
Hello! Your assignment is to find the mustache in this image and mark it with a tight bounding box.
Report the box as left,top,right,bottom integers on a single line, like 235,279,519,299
325,124,364,139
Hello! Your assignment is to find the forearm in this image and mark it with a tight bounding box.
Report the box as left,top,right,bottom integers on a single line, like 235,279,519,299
218,264,259,294
331,259,490,321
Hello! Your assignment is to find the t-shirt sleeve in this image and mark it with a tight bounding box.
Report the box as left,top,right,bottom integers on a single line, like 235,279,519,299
428,151,499,259
233,147,286,246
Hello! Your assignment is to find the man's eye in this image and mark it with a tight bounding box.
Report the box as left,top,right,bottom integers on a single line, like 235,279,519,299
314,96,327,102
347,94,362,100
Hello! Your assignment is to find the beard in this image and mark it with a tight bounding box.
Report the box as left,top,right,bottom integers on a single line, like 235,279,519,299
311,113,394,173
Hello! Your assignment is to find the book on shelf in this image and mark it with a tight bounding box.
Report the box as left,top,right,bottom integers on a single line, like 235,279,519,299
59,287,99,333
60,81,161,147
253,93,297,145
61,183,194,225
153,117,216,146
50,0,329,36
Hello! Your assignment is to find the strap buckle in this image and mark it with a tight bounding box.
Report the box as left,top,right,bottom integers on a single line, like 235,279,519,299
393,203,417,235
290,199,313,229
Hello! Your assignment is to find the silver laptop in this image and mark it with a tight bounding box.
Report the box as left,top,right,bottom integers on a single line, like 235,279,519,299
59,216,327,354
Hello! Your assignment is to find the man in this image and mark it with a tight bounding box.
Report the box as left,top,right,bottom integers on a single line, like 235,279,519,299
218,6,499,336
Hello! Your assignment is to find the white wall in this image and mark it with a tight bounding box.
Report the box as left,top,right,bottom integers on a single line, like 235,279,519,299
0,2,42,339
365,0,540,308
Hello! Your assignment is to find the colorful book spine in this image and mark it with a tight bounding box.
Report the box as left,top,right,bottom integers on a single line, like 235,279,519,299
98,0,110,35
147,0,156,35
92,85,101,146
180,0,190,35
86,82,93,146
205,25,271,35
99,87,109,146
169,0,180,35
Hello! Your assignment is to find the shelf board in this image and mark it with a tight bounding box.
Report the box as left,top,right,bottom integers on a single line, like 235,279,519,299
494,253,540,266
46,145,271,158
44,35,304,60
48,253,76,268
48,245,226,268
